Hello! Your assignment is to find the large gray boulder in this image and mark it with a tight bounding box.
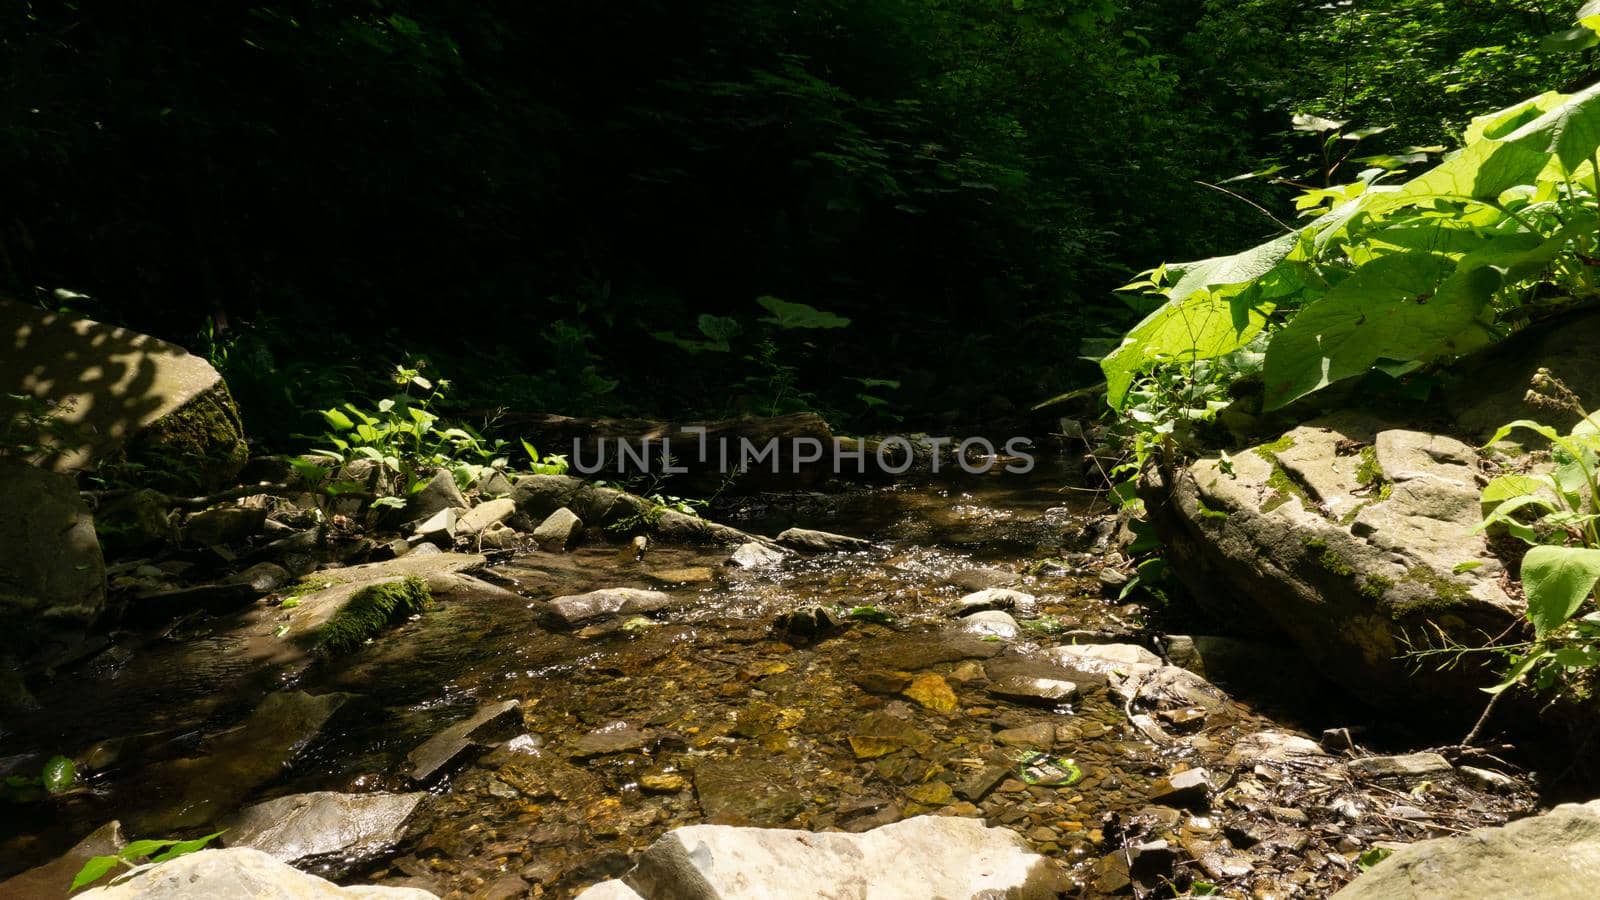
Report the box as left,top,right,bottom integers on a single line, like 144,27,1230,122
74,848,436,899
2,299,248,490
1334,801,1600,899
222,792,424,872
0,461,105,623
604,815,1065,899
1145,413,1519,712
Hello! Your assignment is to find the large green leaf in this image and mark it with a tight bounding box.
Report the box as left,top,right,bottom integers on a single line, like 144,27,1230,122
1521,545,1600,636
1262,254,1498,409
1503,81,1600,173
1101,292,1273,409
755,296,850,329
1364,139,1550,215
1162,232,1298,301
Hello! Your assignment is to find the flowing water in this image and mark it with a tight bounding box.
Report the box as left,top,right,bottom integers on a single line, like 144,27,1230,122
0,465,1536,897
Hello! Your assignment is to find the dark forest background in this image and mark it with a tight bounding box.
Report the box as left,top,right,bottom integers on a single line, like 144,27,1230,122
2,1,1590,441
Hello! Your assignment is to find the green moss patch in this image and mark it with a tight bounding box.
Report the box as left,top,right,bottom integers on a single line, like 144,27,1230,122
313,576,430,654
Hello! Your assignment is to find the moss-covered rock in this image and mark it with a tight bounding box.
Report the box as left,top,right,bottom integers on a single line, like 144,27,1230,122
280,575,432,654
0,298,247,491
1144,415,1519,718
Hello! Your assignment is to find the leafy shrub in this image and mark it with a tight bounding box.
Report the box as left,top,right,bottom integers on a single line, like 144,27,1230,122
301,362,566,508
1104,79,1600,425
1476,369,1600,697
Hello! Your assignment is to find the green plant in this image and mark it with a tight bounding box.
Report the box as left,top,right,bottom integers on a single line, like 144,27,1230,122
1104,76,1600,426
1474,369,1600,697
306,361,567,509
71,831,224,891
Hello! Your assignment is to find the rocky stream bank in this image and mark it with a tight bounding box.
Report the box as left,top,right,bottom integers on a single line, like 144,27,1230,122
5,301,1600,899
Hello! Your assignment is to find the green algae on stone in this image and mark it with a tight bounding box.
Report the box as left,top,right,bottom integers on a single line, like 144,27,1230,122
1252,433,1297,460
1385,566,1475,618
312,576,431,654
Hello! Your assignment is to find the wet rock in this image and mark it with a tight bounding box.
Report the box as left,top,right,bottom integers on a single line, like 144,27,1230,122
571,720,660,759
1223,731,1329,766
1348,752,1452,780
622,815,1064,899
728,541,787,569
947,567,1020,592
1097,568,1131,594
647,566,716,585
410,468,468,521
956,610,1020,639
1178,833,1253,881
775,527,872,553
133,691,354,832
773,606,838,642
849,711,934,758
956,766,1010,802
222,791,425,873
0,819,124,899
542,588,676,628
410,507,458,548
851,669,912,695
73,848,438,898
183,506,268,547
993,722,1059,749
1333,800,1600,899
1147,768,1211,808
902,673,959,713
406,700,523,782
987,675,1077,706
531,507,583,550
1109,665,1229,713
457,498,515,536
950,588,1036,617
860,633,1003,670
693,758,806,825
1046,643,1161,677
227,561,292,593
639,772,689,793
0,461,106,623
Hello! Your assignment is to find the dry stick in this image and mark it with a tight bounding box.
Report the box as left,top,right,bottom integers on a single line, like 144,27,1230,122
1461,689,1508,747
1193,180,1298,234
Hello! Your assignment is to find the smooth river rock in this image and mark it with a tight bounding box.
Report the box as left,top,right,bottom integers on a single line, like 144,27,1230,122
0,460,106,622
542,588,677,627
601,815,1065,899
222,791,425,873
1333,800,1600,899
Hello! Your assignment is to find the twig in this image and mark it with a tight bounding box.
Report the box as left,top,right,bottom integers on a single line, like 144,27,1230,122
1193,180,1297,233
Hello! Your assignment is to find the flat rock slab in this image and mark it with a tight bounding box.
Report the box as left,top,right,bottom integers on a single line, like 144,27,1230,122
407,700,523,783
457,498,515,535
571,721,662,758
616,814,1064,899
692,759,808,826
73,847,438,899
1334,800,1600,899
987,675,1077,706
951,588,1036,616
1348,752,1453,780
223,792,425,871
775,527,872,553
1044,643,1161,679
132,691,354,833
300,553,486,588
542,588,677,627
859,633,1003,671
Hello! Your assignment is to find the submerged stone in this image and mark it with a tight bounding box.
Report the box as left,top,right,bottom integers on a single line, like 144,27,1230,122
222,791,425,873
692,758,806,826
406,700,523,783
